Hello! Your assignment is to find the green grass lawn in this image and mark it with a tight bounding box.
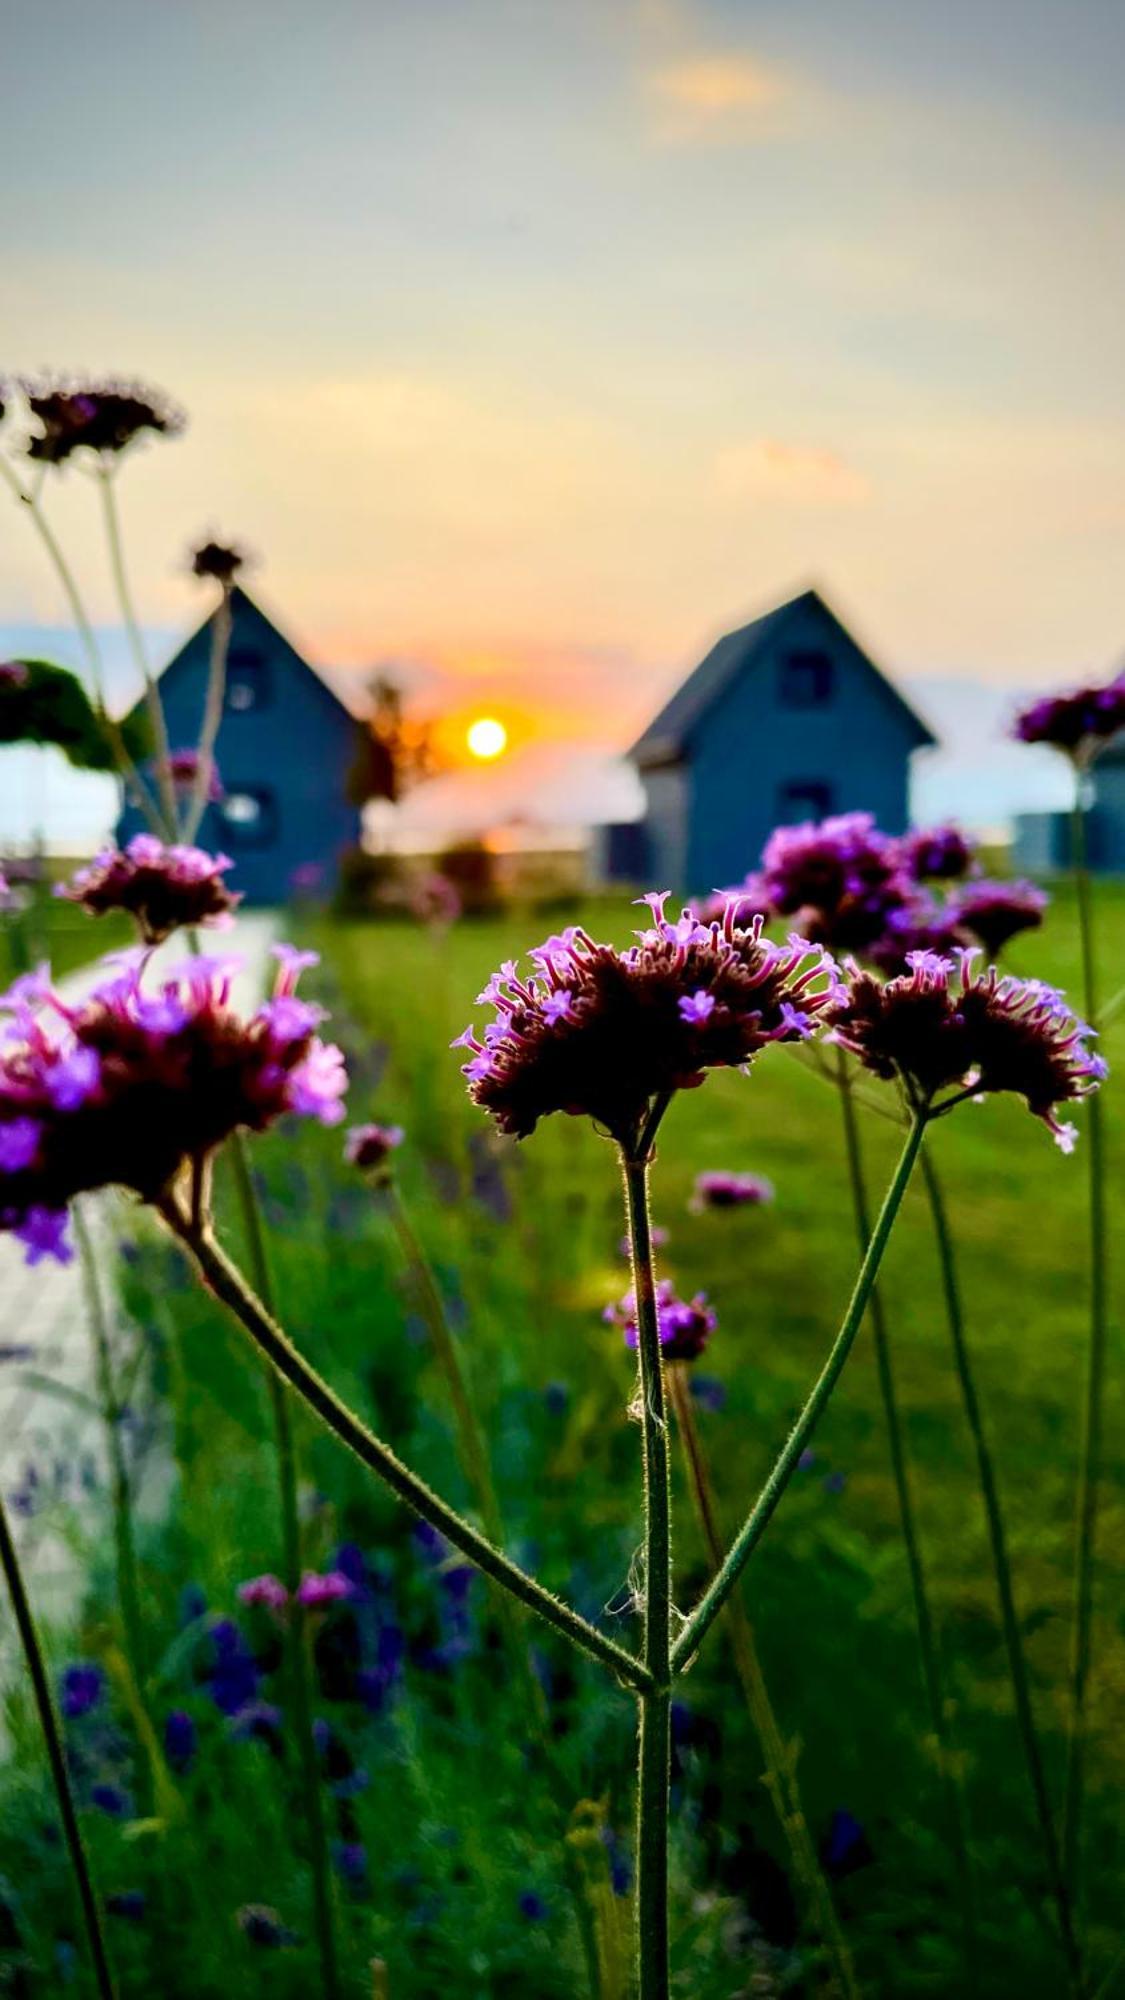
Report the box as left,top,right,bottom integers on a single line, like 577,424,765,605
1,881,1120,1998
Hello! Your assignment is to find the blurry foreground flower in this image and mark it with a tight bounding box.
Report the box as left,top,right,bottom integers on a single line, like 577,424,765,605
0,944,346,1263
690,1170,774,1211
455,893,837,1146
605,1280,716,1363
898,823,974,882
757,812,911,952
411,871,461,927
1014,675,1125,762
57,835,239,945
828,950,1106,1149
21,378,185,465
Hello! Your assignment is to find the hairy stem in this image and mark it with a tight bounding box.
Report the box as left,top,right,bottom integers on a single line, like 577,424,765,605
835,1066,976,1979
671,1111,925,1672
1064,791,1108,1902
182,585,232,842
228,1137,339,1998
667,1365,858,2000
160,1184,651,1694
622,1147,672,2000
0,1493,117,2000
73,1205,147,1696
97,467,178,832
920,1142,1081,1992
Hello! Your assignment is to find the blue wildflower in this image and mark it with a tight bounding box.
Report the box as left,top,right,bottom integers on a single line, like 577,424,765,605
821,1808,873,1879
163,1709,196,1773
61,1664,104,1720
91,1784,129,1817
518,1890,549,1922
207,1620,259,1716
333,1842,368,1889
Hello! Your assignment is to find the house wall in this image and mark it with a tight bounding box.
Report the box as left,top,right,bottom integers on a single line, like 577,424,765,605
638,765,689,891
117,598,360,904
682,600,917,892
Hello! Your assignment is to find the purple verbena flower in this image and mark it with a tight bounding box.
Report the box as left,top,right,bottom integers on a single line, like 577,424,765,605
455,894,838,1144
296,1569,353,1609
163,748,223,802
60,1663,103,1719
605,1279,716,1363
758,812,913,952
0,949,348,1262
238,1573,290,1612
827,951,1105,1147
690,1170,774,1211
20,377,185,465
1014,675,1125,762
343,1122,404,1174
898,824,975,882
951,879,1048,958
58,836,239,945
163,1709,196,1772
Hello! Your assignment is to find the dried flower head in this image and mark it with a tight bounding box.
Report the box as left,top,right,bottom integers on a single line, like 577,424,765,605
191,538,247,586
0,944,347,1262
827,950,1106,1149
164,748,223,802
344,1122,404,1175
1014,676,1125,761
454,893,838,1146
898,823,975,882
690,1170,774,1211
951,879,1048,958
758,812,912,952
22,379,185,465
605,1279,716,1362
57,835,240,945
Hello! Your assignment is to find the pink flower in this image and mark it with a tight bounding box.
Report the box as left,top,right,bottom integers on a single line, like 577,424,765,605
296,1570,353,1609
238,1574,290,1612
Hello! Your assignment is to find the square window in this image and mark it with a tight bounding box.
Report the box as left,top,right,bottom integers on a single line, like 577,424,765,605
778,779,834,822
218,785,278,847
225,650,271,712
778,651,834,707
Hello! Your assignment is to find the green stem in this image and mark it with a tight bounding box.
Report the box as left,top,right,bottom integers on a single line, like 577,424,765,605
161,1183,651,1695
920,1142,1082,1992
1064,792,1108,1902
835,1068,976,1979
622,1146,671,2000
182,585,232,843
73,1205,147,1695
671,1111,925,1673
0,454,162,829
97,466,178,833
0,1493,117,2000
667,1366,859,2000
229,1137,340,2000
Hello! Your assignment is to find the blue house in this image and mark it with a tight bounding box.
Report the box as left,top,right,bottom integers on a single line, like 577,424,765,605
1014,733,1125,874
627,588,936,893
117,587,361,903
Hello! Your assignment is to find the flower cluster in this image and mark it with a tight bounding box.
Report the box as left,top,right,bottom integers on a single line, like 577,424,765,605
897,823,974,882
690,1170,774,1210
57,835,240,944
604,1280,717,1362
238,1569,353,1612
1014,675,1125,760
0,944,346,1262
827,950,1106,1148
756,813,912,952
344,1123,404,1174
455,893,839,1143
950,879,1047,958
20,379,185,465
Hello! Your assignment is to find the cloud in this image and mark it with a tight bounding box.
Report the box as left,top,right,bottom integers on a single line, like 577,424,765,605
714,439,871,506
644,52,790,143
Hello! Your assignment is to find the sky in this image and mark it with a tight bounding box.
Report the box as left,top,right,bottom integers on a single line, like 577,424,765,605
2,0,1123,843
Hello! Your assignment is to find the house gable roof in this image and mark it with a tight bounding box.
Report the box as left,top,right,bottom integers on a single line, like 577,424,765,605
630,588,936,768
119,586,358,727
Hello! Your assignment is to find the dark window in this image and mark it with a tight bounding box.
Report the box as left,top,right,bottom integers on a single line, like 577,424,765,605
777,779,834,823
778,650,835,707
225,650,272,713
218,785,278,847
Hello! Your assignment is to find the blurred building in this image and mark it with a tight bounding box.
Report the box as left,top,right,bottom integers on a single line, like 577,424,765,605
1014,738,1125,873
117,588,361,902
619,587,937,893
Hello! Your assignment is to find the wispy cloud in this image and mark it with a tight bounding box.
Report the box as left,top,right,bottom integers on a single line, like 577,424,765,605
644,52,790,143
714,439,871,506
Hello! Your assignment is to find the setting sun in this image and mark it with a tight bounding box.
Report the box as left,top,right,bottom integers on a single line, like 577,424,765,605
466,716,508,760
